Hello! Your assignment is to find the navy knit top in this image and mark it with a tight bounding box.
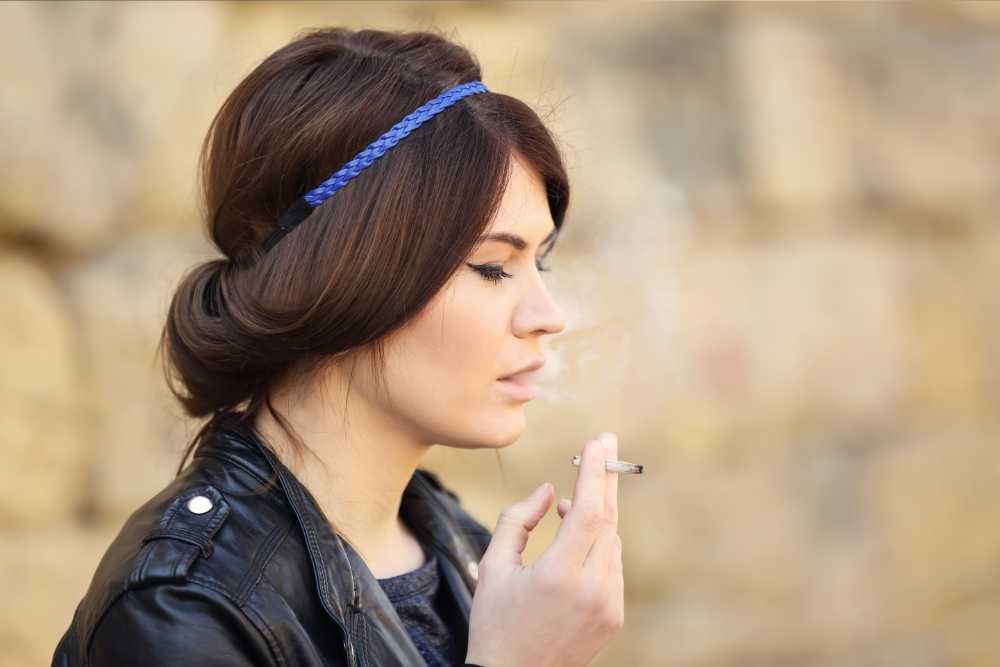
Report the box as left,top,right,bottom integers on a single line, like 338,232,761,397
376,541,469,666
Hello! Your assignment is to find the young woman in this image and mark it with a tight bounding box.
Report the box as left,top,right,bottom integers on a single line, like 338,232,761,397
53,26,624,667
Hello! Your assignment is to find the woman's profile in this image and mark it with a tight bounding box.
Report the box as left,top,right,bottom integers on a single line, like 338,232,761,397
52,26,624,667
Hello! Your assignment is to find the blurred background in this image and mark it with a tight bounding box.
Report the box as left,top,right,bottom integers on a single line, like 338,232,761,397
3,2,999,665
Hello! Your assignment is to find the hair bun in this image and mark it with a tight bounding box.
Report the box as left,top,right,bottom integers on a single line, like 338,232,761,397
202,261,226,318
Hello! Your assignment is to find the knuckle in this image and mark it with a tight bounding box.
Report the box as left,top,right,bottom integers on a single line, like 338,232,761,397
609,608,625,633
596,600,624,633
595,606,617,633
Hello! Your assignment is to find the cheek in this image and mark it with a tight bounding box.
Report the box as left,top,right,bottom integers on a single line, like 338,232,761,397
409,281,506,388
375,278,524,447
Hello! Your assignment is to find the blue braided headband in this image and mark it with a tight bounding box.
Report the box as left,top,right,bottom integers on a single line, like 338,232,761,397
260,80,491,253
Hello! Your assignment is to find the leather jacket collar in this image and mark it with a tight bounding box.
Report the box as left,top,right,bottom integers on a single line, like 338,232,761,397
52,410,492,667
205,411,483,604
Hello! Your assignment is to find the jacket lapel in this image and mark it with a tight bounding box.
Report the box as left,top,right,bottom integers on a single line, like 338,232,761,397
400,470,479,621
205,412,478,667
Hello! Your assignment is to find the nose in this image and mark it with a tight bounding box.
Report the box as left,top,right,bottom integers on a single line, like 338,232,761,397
512,270,566,337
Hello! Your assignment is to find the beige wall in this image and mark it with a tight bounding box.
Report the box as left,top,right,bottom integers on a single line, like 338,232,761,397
3,2,999,665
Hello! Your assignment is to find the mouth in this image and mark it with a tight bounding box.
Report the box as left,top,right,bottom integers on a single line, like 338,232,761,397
496,358,545,402
495,374,539,401
499,358,545,381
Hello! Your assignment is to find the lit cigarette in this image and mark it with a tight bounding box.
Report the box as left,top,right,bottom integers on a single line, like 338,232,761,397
571,455,644,474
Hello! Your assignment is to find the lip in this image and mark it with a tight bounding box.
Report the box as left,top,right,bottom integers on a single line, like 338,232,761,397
496,376,538,401
499,358,545,381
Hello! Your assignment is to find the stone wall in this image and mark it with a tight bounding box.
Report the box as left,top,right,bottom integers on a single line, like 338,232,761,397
2,2,998,665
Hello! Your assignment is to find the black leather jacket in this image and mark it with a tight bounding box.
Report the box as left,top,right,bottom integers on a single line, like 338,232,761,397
52,411,493,666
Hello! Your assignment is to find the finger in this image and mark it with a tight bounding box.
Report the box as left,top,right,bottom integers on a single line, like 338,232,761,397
598,432,619,525
582,525,617,578
486,482,553,568
610,534,624,626
557,498,571,519
551,438,609,566
608,531,622,581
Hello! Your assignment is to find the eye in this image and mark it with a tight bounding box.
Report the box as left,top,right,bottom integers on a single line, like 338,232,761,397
467,260,552,285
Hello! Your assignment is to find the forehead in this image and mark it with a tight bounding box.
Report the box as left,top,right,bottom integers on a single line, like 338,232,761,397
486,156,556,241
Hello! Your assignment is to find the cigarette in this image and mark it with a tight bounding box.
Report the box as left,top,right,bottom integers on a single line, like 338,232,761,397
571,455,644,474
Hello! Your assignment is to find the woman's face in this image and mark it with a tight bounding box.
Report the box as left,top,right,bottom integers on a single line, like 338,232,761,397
360,155,567,449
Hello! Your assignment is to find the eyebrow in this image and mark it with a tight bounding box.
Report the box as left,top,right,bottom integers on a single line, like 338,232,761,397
477,228,558,252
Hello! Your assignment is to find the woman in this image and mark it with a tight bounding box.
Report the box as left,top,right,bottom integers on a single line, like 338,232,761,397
53,26,623,667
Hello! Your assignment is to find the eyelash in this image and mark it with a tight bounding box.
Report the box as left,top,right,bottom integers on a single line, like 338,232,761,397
467,260,552,285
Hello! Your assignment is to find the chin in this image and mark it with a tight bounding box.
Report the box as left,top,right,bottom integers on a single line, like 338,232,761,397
481,411,527,448
443,410,526,450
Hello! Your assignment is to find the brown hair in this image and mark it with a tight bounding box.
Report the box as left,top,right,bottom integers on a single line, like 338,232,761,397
157,26,570,478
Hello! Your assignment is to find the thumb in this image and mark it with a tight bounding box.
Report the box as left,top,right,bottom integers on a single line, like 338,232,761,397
486,483,553,568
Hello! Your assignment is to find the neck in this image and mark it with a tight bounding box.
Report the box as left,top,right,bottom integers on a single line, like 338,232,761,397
252,375,433,567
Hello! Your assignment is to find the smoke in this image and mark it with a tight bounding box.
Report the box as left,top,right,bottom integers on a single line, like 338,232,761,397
535,158,695,410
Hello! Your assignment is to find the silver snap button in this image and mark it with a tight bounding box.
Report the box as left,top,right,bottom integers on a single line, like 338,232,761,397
186,495,213,514
467,561,479,580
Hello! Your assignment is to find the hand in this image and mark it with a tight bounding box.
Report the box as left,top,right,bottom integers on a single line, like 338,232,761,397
465,433,624,667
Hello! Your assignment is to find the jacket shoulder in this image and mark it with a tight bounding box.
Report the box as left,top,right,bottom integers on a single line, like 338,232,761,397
53,459,293,665
127,483,232,586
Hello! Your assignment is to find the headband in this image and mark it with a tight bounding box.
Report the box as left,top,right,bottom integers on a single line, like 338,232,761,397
260,80,491,253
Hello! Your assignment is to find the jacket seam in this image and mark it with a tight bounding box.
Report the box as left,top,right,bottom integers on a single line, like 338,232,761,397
234,519,295,606
194,450,282,492
84,578,283,667
241,603,290,667
182,575,288,666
